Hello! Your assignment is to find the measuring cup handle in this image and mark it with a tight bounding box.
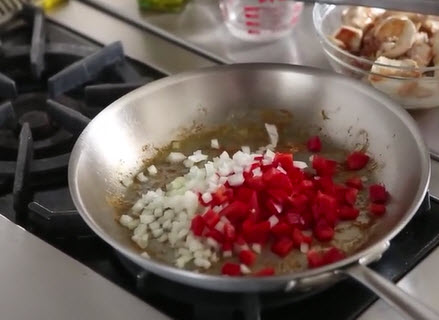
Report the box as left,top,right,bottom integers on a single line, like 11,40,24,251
343,264,439,320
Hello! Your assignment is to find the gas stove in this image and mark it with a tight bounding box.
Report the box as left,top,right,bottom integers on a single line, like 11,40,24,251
1,2,439,320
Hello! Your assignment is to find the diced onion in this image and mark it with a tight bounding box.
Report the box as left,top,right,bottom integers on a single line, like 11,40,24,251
240,264,251,274
228,173,245,186
211,139,220,149
241,146,251,154
252,167,262,177
136,172,148,182
300,243,309,253
121,177,133,188
252,243,262,254
201,192,213,204
188,151,208,163
223,250,232,258
147,165,158,176
265,123,279,148
293,161,308,169
268,215,279,228
167,152,186,163
277,166,287,174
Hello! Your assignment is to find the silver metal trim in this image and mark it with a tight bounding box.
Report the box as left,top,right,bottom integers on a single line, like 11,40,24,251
46,0,219,75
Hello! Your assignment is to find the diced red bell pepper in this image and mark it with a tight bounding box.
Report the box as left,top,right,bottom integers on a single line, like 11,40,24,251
334,184,348,203
239,250,257,266
312,191,338,225
312,155,337,177
223,223,236,241
369,203,386,216
245,175,265,191
254,267,275,276
339,205,359,220
285,212,312,230
300,179,315,190
285,212,302,227
292,228,312,247
307,250,325,268
191,215,205,236
243,221,271,244
267,189,290,205
220,201,249,223
263,168,293,193
288,167,305,184
316,176,336,195
222,242,233,252
345,188,358,206
307,136,322,152
346,151,370,170
236,186,254,203
346,177,363,190
274,153,294,173
323,247,345,264
300,212,314,230
248,191,260,216
271,237,294,257
212,185,233,205
203,210,220,228
205,229,224,243
314,219,334,242
221,262,241,276
369,184,389,203
289,194,308,213
264,198,283,216
271,222,292,238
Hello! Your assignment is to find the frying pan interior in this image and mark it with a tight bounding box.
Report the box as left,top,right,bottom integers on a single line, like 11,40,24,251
68,64,429,292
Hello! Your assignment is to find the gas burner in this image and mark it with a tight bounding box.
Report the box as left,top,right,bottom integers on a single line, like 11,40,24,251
0,4,155,232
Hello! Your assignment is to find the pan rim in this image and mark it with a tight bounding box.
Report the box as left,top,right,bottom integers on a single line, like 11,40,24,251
68,63,430,291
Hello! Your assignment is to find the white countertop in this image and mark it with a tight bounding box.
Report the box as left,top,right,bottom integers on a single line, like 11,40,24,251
0,216,169,320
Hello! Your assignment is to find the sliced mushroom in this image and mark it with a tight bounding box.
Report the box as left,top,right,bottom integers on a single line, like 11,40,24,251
422,16,439,35
360,23,381,59
342,6,384,31
333,26,363,53
432,32,439,77
368,57,424,100
369,56,421,79
406,32,433,67
374,16,417,58
382,11,427,26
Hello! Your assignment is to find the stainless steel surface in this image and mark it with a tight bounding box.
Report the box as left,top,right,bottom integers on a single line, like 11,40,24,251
411,109,439,161
345,263,439,320
429,161,439,202
46,0,218,75
360,245,439,320
68,63,431,316
0,215,169,320
79,0,328,68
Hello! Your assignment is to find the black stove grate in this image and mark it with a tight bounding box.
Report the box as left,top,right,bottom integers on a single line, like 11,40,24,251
0,4,155,233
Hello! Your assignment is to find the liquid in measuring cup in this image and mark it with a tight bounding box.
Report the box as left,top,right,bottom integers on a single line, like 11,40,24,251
220,0,303,42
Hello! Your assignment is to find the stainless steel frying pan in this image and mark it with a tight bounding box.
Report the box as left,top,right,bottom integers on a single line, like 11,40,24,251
68,64,437,319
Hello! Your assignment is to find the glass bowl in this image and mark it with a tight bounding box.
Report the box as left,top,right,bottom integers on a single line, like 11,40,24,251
312,4,439,110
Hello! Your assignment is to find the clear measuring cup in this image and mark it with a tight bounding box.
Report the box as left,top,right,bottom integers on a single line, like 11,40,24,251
219,0,303,42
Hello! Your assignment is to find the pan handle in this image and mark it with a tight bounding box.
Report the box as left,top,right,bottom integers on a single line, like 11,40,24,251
343,263,439,320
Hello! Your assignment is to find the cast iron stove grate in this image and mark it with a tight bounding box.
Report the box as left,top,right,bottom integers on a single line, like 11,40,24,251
0,4,156,235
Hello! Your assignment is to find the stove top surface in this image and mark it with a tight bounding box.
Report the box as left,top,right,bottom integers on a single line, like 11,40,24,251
1,5,439,320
